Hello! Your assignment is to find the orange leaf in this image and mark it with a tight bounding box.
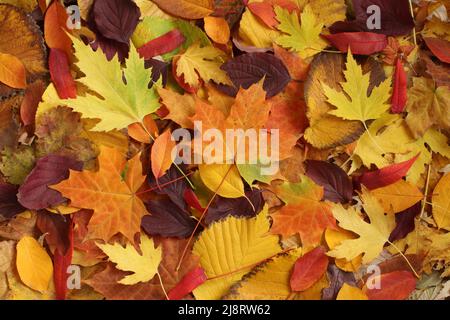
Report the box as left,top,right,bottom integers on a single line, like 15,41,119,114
0,53,26,89
363,271,416,300
44,1,73,59
290,246,328,291
151,130,176,179
270,177,336,248
128,114,159,143
204,16,230,45
51,146,148,242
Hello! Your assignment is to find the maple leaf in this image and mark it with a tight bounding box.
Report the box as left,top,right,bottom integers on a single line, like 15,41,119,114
176,43,231,88
269,176,336,248
57,37,160,131
51,146,148,242
327,190,396,264
97,234,162,285
405,77,450,138
322,50,392,122
274,4,327,59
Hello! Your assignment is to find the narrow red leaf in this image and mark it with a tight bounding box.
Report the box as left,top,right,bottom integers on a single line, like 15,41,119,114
364,271,416,300
183,189,205,212
423,37,450,64
137,29,185,60
290,246,328,291
54,219,74,300
322,32,388,55
49,48,77,99
391,58,407,113
167,267,207,300
359,154,419,190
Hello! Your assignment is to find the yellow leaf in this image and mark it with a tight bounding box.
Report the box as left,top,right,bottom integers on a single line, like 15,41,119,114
322,50,391,122
0,0,37,12
199,164,245,198
193,208,282,299
327,190,395,264
372,180,423,214
134,0,174,19
274,4,327,59
325,228,362,272
433,173,450,229
0,53,26,89
16,236,53,292
238,5,280,48
204,16,230,45
39,37,160,131
176,43,231,87
224,249,302,300
307,0,346,27
157,87,196,128
337,283,368,300
96,233,162,285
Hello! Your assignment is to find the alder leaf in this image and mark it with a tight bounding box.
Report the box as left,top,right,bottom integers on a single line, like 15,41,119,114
97,233,162,285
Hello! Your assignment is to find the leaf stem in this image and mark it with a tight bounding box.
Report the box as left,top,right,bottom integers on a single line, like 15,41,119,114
387,240,420,278
156,272,169,300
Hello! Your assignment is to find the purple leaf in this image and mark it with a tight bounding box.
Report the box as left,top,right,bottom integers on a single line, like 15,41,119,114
92,0,140,44
330,0,415,36
17,155,82,210
145,58,169,87
0,183,25,218
36,211,71,255
142,199,197,238
389,202,421,242
205,189,264,225
305,160,353,203
322,264,356,300
148,165,189,211
219,52,291,98
90,33,130,62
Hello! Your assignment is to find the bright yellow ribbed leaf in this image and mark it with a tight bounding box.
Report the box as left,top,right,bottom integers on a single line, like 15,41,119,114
199,164,245,198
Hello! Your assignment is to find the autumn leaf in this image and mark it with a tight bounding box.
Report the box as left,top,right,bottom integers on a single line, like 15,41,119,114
152,0,214,19
433,173,450,230
322,50,392,122
336,283,367,300
327,189,395,264
290,247,328,292
51,146,148,242
362,271,416,300
269,176,336,248
151,130,176,180
199,164,245,198
0,53,26,89
97,233,162,285
371,180,423,214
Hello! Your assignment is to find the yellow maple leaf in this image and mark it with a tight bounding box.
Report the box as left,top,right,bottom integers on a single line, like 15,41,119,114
176,43,231,87
193,207,282,299
96,234,162,285
322,50,391,122
327,190,395,264
274,4,327,59
46,37,160,132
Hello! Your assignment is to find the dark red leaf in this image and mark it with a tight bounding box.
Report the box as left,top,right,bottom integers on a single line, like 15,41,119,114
53,219,73,300
322,32,387,55
389,202,421,242
142,199,197,238
290,247,329,291
423,37,450,64
137,29,185,60
145,58,169,87
364,271,416,300
92,0,140,44
183,189,205,212
205,189,264,225
167,267,207,300
0,183,25,218
330,0,415,36
49,48,77,99
219,52,291,98
391,57,407,113
36,211,72,254
358,154,419,190
17,155,82,210
305,160,353,203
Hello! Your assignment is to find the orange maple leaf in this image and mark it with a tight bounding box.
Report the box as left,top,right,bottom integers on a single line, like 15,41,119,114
270,176,336,248
51,146,148,242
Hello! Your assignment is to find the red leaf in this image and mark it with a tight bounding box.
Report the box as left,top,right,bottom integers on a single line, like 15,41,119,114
53,219,74,300
290,246,328,291
183,189,205,212
364,271,416,300
167,267,207,300
322,32,388,55
49,48,77,99
20,80,45,130
248,2,277,28
358,154,419,190
391,58,407,113
423,37,450,64
137,29,185,60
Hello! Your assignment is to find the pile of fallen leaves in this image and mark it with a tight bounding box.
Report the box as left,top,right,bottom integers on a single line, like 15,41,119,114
0,0,449,301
